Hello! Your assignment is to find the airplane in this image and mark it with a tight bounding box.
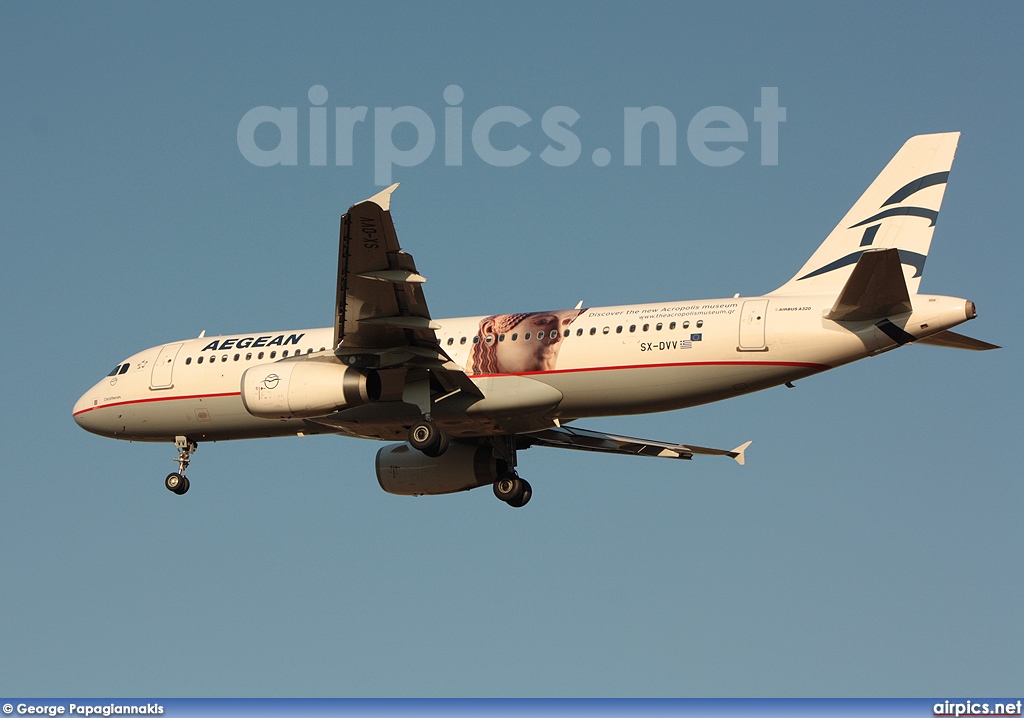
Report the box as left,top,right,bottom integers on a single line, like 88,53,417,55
73,132,998,507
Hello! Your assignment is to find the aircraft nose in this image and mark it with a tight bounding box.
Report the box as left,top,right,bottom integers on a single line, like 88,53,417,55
73,391,104,434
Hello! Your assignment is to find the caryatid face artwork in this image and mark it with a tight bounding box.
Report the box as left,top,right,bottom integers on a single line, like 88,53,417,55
468,309,584,374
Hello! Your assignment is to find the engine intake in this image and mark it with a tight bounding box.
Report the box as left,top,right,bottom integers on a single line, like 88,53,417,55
376,441,503,496
240,360,380,419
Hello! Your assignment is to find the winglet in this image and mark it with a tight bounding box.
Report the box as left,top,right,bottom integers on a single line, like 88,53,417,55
363,183,400,211
730,440,753,466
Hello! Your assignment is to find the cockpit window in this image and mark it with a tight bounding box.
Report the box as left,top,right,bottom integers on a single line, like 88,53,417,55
107,363,130,376
118,363,130,375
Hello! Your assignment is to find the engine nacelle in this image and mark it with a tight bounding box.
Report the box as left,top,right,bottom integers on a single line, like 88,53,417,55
376,441,504,496
240,360,380,419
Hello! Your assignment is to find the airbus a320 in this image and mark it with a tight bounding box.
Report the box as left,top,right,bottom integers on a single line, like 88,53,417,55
73,132,997,507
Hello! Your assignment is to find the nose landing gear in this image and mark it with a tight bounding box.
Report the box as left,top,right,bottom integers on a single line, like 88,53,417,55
165,436,197,495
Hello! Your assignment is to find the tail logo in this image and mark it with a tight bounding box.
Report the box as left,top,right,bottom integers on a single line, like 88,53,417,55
798,171,948,281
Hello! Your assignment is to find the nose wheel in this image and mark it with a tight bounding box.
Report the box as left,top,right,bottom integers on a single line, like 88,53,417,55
493,473,532,508
165,472,190,495
165,436,197,495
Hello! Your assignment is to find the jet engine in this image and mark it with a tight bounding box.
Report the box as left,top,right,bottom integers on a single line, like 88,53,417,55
240,360,380,419
376,441,506,496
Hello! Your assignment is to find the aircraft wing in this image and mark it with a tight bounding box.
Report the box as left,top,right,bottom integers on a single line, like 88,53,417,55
522,426,752,465
333,184,481,397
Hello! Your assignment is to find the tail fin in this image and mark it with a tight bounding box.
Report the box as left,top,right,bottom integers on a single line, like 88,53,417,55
770,132,960,296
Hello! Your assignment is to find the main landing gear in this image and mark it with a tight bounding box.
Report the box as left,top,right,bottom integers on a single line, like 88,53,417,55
408,419,449,457
493,473,532,508
488,435,530,508
165,436,196,495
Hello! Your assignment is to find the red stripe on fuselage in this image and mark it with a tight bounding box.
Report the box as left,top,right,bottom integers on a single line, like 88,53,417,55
72,391,243,417
470,359,830,379
73,360,830,416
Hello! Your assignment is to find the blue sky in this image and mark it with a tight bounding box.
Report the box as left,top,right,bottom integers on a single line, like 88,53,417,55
1,1,1021,697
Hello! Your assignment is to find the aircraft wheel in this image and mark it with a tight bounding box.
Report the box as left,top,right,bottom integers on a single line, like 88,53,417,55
506,480,532,508
165,472,189,495
409,420,447,456
421,429,449,458
493,474,525,504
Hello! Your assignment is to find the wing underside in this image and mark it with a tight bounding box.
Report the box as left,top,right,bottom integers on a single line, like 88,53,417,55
522,426,751,465
333,184,481,400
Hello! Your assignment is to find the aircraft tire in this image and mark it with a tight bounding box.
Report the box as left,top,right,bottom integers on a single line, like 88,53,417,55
506,480,532,508
409,421,446,456
493,474,524,504
165,472,189,495
421,429,449,458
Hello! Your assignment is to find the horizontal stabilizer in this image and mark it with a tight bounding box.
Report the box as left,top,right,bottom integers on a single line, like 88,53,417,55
825,248,912,322
916,330,1000,351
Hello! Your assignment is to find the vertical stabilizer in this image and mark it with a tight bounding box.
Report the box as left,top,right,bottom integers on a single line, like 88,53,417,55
770,132,960,297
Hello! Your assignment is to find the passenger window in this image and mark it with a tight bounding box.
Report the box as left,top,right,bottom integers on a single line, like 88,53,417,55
511,333,518,341
258,352,264,359
447,337,454,346
499,334,505,342
550,330,558,339
683,321,690,329
629,325,636,333
283,350,289,358
602,327,610,334
185,357,192,365
589,327,596,335
696,320,704,328
210,356,216,363
221,355,227,362
643,324,649,332
246,353,252,360
485,335,493,344
563,329,570,337
576,328,583,336
234,354,240,361
656,323,663,331
669,322,676,330
197,356,204,364
472,336,479,344
524,332,531,340
270,351,277,358
615,326,622,334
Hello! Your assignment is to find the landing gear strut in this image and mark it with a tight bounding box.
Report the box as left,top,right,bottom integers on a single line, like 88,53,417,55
409,419,449,457
165,436,196,495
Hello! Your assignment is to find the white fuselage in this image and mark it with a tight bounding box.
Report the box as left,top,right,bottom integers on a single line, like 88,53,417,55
72,292,974,444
